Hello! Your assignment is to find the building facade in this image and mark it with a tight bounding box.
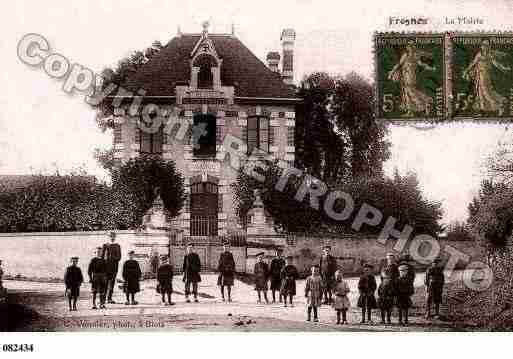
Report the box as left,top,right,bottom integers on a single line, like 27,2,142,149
111,24,300,238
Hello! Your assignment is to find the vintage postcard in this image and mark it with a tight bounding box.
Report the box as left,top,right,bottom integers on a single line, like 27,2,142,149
2,2,513,355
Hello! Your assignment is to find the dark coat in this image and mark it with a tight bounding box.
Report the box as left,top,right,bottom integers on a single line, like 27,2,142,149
377,279,396,309
280,264,298,296
319,255,338,289
65,266,83,288
380,263,399,283
357,274,377,309
122,259,142,294
253,261,269,291
425,266,445,304
270,257,286,290
88,257,107,293
396,276,414,309
102,243,121,262
183,252,202,283
157,263,174,293
217,251,235,286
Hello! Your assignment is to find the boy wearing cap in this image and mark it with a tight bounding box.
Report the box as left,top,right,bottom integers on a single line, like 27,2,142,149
280,255,299,307
253,252,270,304
319,245,337,304
64,257,84,311
122,251,142,305
305,265,323,322
357,263,377,324
425,258,445,319
157,256,174,305
397,264,415,325
102,232,121,304
217,241,235,302
183,243,202,303
270,248,286,303
88,247,108,309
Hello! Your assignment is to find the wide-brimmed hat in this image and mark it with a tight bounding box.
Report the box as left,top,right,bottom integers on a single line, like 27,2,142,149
322,245,332,250
256,252,265,257
70,256,79,260
363,263,373,269
128,250,135,255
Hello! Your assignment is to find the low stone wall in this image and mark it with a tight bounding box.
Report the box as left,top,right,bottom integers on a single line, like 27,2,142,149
282,234,483,276
0,231,483,280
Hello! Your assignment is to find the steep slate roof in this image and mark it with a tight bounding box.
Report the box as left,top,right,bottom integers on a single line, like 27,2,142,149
124,34,296,99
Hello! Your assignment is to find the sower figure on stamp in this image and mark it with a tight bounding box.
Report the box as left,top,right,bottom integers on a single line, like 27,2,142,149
305,265,323,322
319,245,337,304
64,256,83,311
217,241,235,302
122,251,142,305
358,263,377,324
253,252,270,304
183,243,202,303
102,231,121,304
397,264,415,326
425,258,445,319
280,255,299,307
88,247,108,309
270,248,286,303
157,256,174,306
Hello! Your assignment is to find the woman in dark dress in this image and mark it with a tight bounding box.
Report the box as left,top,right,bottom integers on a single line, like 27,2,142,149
122,251,142,305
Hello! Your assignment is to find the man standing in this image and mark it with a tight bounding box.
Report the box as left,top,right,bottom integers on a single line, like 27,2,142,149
157,256,174,306
102,232,121,304
319,245,337,304
253,252,270,304
398,254,416,293
425,258,445,319
183,243,201,303
88,247,108,309
269,248,286,303
217,241,236,302
122,250,142,305
64,256,83,311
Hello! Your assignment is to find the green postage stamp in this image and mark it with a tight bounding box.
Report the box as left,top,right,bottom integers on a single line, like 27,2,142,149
375,33,445,120
450,33,513,119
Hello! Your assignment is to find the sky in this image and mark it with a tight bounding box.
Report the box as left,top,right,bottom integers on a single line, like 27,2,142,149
1,0,512,224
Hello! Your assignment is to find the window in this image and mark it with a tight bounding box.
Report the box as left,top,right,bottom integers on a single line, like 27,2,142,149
194,55,217,89
193,114,217,157
247,116,269,154
139,125,163,154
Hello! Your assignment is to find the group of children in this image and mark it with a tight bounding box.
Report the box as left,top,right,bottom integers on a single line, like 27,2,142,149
301,253,445,325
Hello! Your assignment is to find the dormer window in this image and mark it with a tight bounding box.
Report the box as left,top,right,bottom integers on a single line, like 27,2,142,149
194,54,217,89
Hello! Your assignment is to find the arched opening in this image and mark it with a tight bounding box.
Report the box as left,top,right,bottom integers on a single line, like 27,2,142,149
193,55,217,89
190,180,219,236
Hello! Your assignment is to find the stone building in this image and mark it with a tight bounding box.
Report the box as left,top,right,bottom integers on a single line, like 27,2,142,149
111,23,300,239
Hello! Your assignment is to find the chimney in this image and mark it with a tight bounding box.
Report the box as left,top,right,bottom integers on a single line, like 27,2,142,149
266,51,281,73
280,28,296,85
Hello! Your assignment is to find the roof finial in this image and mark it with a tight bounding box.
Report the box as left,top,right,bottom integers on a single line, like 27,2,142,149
202,20,210,35
231,23,235,36
177,25,182,37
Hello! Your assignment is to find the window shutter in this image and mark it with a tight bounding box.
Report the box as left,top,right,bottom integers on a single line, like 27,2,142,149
287,126,295,147
259,117,269,152
218,193,223,213
134,127,141,144
152,126,163,154
113,124,122,143
140,130,152,153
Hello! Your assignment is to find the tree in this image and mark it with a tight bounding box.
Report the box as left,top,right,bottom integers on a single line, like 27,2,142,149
231,160,323,234
296,72,349,183
331,72,391,179
91,41,164,130
112,156,185,227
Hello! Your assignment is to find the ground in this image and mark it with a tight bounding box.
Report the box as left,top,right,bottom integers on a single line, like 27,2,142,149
1,273,460,332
